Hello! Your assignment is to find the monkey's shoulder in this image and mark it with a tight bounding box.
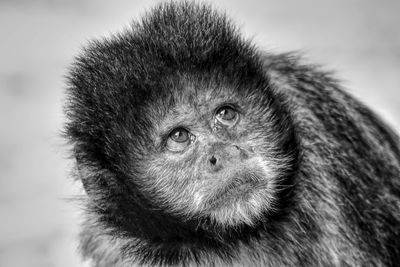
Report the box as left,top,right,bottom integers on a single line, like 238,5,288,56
262,51,400,194
261,52,342,100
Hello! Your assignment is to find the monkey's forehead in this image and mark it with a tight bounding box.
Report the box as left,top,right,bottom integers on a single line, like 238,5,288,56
149,84,241,129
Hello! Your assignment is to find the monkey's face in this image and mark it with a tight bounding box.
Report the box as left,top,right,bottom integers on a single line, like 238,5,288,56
137,79,289,228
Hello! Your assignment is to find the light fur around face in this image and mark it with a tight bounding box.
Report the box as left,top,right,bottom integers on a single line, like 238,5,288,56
137,80,287,228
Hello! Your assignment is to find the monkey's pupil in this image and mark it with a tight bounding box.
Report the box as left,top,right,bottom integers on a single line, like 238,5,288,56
218,107,236,120
170,128,189,143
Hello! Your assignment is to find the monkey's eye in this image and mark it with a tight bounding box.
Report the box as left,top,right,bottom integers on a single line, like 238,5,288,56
215,106,238,126
170,128,189,143
166,128,193,152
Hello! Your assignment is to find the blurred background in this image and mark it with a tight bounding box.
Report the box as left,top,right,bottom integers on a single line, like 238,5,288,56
0,0,399,266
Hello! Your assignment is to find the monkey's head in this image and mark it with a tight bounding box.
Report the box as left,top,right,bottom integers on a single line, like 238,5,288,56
66,1,298,245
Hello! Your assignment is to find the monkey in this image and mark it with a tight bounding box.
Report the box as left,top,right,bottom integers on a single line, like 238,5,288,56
64,1,400,266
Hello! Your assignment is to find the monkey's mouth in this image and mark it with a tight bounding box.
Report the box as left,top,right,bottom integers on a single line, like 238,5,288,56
207,174,263,208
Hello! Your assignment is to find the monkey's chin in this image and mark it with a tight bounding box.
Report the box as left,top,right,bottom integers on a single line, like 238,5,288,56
203,183,273,228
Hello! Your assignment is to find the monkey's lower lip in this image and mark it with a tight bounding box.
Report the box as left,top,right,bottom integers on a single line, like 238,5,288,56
208,179,260,207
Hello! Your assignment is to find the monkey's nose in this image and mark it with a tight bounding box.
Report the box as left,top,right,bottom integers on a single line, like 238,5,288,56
208,155,223,172
209,155,217,165
207,145,241,173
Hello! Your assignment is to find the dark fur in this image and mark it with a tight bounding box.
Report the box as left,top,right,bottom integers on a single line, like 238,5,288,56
65,1,400,266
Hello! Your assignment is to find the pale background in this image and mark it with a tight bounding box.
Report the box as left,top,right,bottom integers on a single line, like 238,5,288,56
0,0,399,266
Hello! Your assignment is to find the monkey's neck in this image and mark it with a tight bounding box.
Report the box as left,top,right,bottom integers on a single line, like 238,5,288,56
80,211,271,266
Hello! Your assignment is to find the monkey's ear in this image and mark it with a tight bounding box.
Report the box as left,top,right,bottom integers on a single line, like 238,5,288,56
75,163,92,195
75,160,101,197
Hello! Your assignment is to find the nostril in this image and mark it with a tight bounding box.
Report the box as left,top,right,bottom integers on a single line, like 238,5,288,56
209,156,217,165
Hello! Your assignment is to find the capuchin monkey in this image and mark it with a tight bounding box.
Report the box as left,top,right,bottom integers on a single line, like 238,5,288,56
65,1,400,266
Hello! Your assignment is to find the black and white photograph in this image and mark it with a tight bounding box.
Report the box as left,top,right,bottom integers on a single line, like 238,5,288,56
1,0,400,266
